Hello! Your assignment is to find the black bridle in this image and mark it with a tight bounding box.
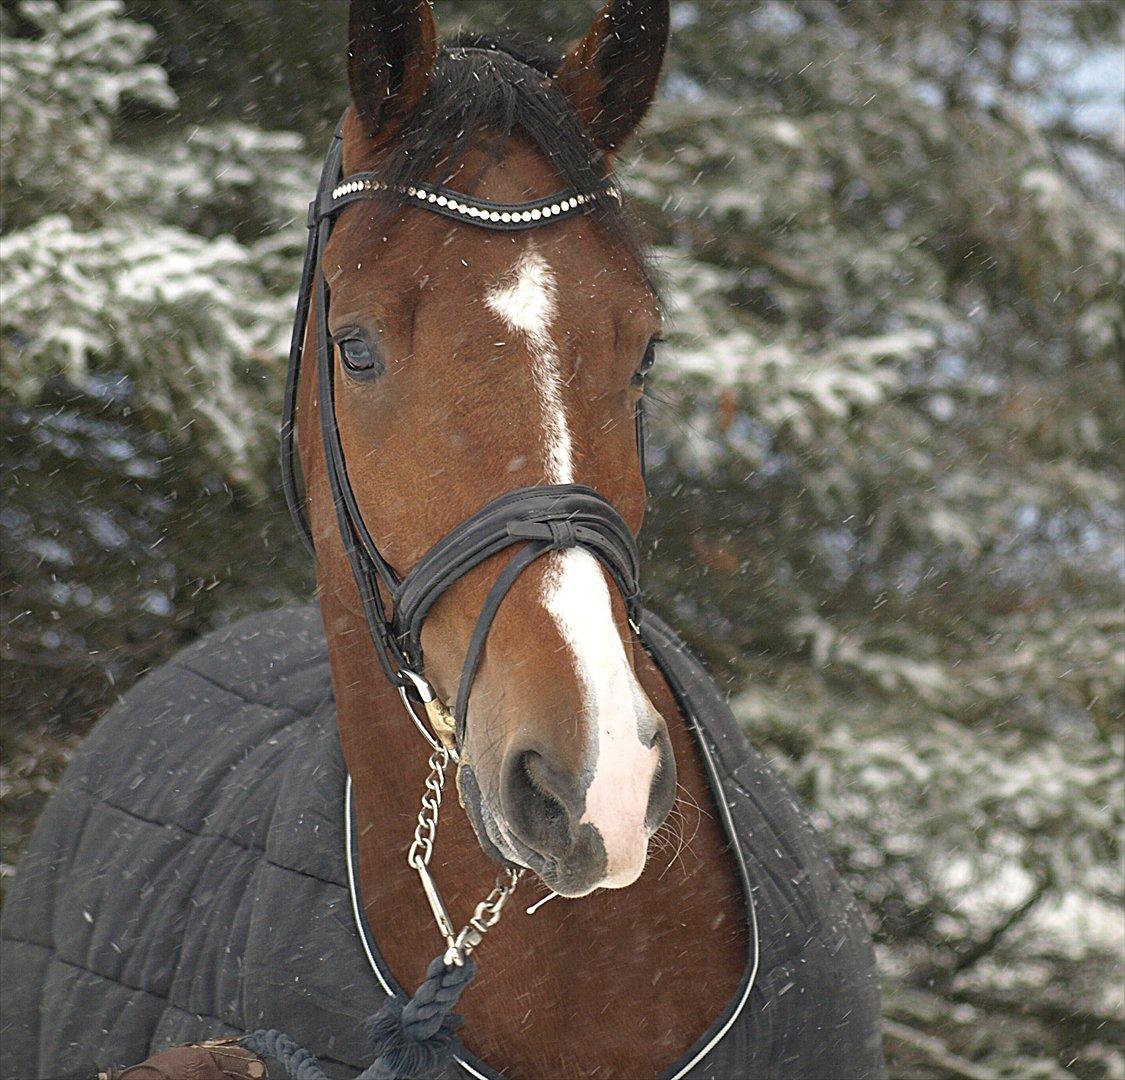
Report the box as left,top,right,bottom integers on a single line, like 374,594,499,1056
282,118,648,751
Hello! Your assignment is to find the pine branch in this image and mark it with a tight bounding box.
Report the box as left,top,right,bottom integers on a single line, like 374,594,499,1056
947,874,1052,977
881,1019,998,1080
945,988,1125,1046
1039,123,1125,166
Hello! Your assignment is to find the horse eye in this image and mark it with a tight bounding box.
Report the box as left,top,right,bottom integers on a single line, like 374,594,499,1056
632,338,659,387
335,333,385,378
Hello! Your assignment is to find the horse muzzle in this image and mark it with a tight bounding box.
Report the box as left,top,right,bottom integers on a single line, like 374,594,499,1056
458,727,677,898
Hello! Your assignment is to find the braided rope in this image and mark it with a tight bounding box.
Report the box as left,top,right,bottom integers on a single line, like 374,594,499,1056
404,953,476,1038
240,1029,329,1080
240,952,477,1080
359,954,477,1078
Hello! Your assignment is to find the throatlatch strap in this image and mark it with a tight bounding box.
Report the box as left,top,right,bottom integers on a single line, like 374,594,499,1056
279,218,319,560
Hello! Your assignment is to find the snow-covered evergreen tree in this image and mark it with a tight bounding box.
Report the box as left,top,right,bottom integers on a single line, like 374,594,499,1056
0,1,313,803
619,3,1124,1075
2,2,1121,1076
1,0,306,480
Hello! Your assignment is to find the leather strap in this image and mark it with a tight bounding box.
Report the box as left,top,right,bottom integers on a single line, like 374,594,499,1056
319,174,616,231
98,1041,266,1080
393,484,639,664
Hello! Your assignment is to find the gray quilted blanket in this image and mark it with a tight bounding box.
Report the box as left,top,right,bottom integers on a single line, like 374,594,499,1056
1,605,884,1080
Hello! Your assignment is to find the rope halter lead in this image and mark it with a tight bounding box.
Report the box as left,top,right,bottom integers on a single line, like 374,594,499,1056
254,116,648,1079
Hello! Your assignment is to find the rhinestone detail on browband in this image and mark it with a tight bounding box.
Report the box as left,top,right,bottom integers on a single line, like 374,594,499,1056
329,177,621,224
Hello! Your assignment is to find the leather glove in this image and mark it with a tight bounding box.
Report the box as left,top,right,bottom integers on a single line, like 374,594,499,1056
97,1039,268,1079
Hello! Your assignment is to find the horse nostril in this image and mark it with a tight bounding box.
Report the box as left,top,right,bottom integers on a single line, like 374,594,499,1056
501,749,577,859
645,731,677,833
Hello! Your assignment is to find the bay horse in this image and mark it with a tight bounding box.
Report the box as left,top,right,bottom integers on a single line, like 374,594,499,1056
0,2,885,1077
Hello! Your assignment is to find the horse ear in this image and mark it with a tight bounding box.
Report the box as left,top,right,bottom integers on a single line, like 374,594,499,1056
347,0,437,138
555,0,669,153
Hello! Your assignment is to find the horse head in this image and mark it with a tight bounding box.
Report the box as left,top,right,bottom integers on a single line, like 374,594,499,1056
299,0,673,899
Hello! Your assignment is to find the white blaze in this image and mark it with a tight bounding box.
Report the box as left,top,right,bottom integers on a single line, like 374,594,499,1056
485,246,658,888
484,247,571,482
542,551,660,886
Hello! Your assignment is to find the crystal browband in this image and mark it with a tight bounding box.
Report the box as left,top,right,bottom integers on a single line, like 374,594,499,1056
317,172,621,232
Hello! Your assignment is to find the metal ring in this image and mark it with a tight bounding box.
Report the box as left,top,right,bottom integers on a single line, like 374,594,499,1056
397,684,457,758
399,667,436,703
397,669,460,761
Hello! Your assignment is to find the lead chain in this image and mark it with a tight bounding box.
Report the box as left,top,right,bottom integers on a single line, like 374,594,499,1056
407,747,449,872
406,745,523,967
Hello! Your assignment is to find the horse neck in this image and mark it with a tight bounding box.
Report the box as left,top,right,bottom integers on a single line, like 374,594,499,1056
317,576,747,1078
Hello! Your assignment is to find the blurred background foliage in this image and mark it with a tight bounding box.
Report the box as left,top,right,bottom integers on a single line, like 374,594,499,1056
1,2,1122,1077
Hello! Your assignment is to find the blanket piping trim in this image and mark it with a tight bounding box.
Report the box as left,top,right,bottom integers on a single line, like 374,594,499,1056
343,612,760,1080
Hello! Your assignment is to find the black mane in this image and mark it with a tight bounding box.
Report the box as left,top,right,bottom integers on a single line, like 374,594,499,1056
365,33,645,264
